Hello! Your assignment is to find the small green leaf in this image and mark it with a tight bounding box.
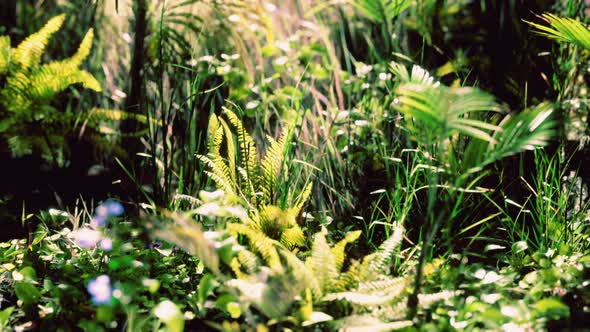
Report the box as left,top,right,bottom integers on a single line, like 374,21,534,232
535,298,570,319
197,274,218,306
0,307,14,326
14,282,41,305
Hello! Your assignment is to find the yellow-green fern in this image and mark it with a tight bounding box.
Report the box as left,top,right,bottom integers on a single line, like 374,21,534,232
0,15,105,163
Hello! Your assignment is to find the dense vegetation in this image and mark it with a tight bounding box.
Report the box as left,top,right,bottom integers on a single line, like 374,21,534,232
1,0,590,331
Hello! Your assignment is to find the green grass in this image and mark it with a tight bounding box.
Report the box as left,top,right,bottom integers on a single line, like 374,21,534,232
0,0,589,330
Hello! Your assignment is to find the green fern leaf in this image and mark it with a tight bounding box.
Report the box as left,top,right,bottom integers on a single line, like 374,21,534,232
280,226,305,250
331,230,362,272
30,63,101,101
223,108,259,192
227,222,283,272
261,127,290,204
293,181,313,215
13,14,65,70
306,228,338,292
352,0,411,23
364,224,404,276
219,116,238,186
69,28,94,66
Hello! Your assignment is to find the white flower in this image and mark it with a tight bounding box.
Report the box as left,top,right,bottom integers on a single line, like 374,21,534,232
76,228,102,248
154,300,181,322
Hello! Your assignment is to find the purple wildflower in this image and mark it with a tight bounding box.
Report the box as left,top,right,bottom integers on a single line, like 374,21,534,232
149,241,162,249
90,215,107,229
75,228,102,248
103,200,124,217
99,238,113,251
87,275,112,305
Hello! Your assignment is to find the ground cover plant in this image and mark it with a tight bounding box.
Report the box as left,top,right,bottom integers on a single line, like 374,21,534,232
1,0,590,331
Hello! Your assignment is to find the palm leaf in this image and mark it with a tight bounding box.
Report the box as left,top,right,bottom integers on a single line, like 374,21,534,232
526,13,590,50
395,82,499,143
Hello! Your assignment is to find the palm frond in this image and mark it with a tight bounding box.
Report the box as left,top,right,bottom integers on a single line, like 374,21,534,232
526,13,590,50
465,103,556,172
394,83,500,143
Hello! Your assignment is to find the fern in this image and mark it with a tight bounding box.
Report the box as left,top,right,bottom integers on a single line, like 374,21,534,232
306,228,339,293
261,127,290,204
226,222,283,272
331,230,362,272
363,223,404,276
13,14,65,70
352,0,411,24
0,15,105,163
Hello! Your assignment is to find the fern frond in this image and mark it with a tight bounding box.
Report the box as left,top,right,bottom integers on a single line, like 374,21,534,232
306,228,338,292
197,155,235,195
206,114,224,155
30,63,101,101
363,224,404,277
332,315,412,332
526,13,590,50
352,0,411,23
223,108,259,192
331,269,360,291
276,246,322,298
219,116,238,185
322,291,399,306
13,14,65,70
293,181,313,215
280,226,305,250
261,127,290,204
231,249,260,278
227,222,283,272
357,276,409,294
69,28,94,66
87,108,162,126
1,72,32,113
331,230,362,272
418,290,460,308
